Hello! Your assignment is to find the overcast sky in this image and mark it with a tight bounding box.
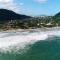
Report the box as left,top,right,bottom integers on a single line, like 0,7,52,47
0,0,60,16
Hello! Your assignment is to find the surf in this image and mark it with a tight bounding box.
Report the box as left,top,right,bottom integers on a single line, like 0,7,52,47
0,27,60,53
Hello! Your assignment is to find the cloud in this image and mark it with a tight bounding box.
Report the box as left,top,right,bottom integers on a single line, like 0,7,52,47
0,0,23,13
34,0,48,3
0,0,13,4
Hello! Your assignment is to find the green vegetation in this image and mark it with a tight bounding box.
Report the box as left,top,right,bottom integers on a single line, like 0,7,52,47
0,9,60,30
0,16,59,30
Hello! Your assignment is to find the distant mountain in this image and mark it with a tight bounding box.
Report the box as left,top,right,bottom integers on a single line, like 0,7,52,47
0,9,31,22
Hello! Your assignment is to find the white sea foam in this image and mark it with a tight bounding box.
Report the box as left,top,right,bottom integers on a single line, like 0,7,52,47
0,27,60,53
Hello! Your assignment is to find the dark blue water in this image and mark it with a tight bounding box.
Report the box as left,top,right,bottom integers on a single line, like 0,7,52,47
0,37,60,60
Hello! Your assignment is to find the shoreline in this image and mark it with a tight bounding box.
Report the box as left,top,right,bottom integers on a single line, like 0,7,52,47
0,27,60,33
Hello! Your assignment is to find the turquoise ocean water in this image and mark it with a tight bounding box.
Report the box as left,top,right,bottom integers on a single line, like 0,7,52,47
0,28,60,60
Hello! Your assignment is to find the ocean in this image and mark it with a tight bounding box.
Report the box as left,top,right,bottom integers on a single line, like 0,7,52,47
0,27,60,60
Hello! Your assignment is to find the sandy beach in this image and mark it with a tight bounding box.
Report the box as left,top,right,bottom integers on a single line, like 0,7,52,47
0,27,60,33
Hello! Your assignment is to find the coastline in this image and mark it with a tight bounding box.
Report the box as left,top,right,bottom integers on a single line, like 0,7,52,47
0,27,60,33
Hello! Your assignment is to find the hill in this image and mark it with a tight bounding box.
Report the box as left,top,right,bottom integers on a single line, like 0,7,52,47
53,12,60,22
0,9,60,30
0,9,31,22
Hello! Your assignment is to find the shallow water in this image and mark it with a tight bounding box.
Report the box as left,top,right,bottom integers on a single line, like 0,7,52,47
0,27,60,60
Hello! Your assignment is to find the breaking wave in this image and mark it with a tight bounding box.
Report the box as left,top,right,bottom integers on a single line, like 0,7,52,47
0,27,60,54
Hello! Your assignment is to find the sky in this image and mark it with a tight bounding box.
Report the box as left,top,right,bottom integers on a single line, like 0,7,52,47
0,0,60,16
